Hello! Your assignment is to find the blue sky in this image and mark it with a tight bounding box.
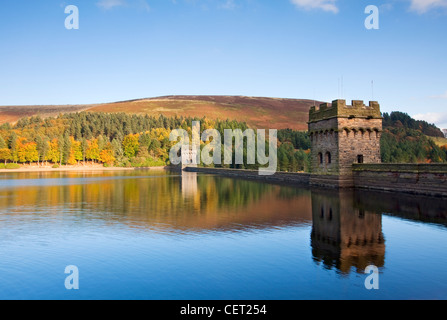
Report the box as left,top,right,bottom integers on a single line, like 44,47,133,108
0,0,446,128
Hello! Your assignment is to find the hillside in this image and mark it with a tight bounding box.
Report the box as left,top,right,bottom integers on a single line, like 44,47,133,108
0,104,445,170
0,105,91,124
0,96,319,131
431,136,447,147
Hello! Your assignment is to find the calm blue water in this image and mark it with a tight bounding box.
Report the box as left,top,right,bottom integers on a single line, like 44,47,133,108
0,170,446,300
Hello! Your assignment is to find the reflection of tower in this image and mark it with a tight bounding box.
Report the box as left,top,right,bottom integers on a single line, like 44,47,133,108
310,189,385,274
181,171,201,211
181,171,198,198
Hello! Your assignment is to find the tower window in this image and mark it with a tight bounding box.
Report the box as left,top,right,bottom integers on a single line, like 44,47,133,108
319,153,323,165
326,152,332,164
358,209,365,219
357,155,364,164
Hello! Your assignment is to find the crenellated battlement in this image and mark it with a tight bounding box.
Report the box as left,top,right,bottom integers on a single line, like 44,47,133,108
309,99,381,123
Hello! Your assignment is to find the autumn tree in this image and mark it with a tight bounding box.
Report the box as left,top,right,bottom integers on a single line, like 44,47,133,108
123,134,139,158
46,138,61,164
17,137,28,164
9,132,19,163
99,149,115,165
0,148,11,165
0,136,6,149
71,138,83,164
25,142,39,164
85,139,100,164
17,138,39,164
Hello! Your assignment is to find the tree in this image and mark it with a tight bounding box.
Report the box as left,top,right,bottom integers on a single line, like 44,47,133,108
62,133,72,165
99,149,115,165
72,138,83,164
35,135,49,166
17,138,39,164
97,135,107,153
73,122,82,140
85,139,100,164
139,132,152,151
25,142,39,164
17,137,28,164
148,139,161,156
46,138,61,164
0,148,11,165
81,138,88,165
123,134,139,158
9,132,18,163
58,135,65,166
67,149,77,165
0,136,6,149
111,138,124,163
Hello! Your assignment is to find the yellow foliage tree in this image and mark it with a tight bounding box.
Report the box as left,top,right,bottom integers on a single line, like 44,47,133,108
99,149,115,165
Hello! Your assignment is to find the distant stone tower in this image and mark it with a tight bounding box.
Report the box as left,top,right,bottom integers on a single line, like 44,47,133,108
308,100,382,180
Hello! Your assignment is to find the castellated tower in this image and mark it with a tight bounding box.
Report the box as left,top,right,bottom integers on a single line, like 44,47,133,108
308,100,382,178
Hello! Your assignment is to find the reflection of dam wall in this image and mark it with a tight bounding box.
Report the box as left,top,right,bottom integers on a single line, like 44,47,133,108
311,189,385,274
354,189,447,226
184,167,310,185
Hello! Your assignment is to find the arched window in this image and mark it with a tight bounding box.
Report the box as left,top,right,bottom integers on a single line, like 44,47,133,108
326,152,331,164
318,152,323,165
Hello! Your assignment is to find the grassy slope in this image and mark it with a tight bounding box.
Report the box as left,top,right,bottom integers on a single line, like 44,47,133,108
431,136,447,147
0,105,92,124
89,96,317,130
0,96,318,130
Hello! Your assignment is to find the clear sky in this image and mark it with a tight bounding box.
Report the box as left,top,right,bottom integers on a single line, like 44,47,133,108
0,0,446,128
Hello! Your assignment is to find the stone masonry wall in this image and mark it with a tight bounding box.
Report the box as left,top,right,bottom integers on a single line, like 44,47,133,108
353,164,447,197
184,166,447,197
309,118,339,175
337,117,382,175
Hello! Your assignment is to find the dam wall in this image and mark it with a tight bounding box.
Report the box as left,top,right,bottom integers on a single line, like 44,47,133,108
184,164,447,198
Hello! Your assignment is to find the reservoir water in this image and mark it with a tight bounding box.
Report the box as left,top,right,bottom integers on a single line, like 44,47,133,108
0,170,446,300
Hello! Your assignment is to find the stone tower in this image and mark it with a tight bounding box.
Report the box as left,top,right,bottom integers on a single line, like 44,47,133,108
308,100,382,180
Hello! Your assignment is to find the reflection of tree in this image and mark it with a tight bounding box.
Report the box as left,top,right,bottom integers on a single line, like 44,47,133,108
0,171,312,232
278,186,311,200
310,189,385,274
198,176,272,210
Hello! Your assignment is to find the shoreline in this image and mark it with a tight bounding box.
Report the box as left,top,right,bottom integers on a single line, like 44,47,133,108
0,165,172,173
